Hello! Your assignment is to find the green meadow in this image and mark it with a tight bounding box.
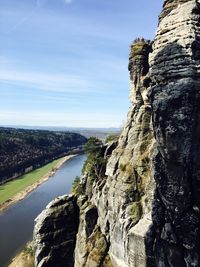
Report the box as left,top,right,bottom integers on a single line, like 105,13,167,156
0,158,63,205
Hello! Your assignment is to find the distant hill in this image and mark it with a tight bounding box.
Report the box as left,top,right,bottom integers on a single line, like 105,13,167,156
0,125,121,139
0,127,87,183
73,128,121,139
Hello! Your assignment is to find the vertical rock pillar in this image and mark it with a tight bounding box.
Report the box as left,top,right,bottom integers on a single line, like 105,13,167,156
149,1,200,266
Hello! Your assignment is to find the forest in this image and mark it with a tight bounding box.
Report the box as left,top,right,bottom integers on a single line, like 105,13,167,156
0,127,87,183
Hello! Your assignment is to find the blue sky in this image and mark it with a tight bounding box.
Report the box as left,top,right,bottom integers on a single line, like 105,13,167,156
0,0,163,128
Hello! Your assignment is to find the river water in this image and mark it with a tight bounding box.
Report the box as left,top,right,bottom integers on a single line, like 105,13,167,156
0,154,86,267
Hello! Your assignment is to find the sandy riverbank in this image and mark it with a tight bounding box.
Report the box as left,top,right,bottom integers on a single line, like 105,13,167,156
8,241,34,267
0,154,77,213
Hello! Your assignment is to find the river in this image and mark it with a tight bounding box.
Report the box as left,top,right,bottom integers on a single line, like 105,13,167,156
0,154,86,267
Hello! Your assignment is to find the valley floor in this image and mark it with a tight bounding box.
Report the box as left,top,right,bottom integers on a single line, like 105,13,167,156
0,155,76,213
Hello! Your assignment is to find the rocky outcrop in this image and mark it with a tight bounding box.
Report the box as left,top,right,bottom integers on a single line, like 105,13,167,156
74,198,112,267
34,195,79,267
159,0,190,21
34,1,200,266
73,39,155,267
148,0,200,266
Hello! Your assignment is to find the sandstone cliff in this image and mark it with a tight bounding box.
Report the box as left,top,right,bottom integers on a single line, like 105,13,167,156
149,0,200,265
34,195,79,267
34,1,200,266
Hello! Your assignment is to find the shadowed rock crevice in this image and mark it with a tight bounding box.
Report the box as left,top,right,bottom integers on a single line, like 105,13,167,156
85,206,98,238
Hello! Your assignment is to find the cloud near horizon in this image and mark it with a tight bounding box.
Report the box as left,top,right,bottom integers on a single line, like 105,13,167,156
0,110,123,128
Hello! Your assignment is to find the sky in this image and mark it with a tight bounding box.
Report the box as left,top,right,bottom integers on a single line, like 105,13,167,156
0,0,163,128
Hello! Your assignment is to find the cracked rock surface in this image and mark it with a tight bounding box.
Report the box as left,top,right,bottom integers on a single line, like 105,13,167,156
148,0,200,266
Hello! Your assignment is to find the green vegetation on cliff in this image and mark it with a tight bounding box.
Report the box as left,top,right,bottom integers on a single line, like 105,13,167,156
83,137,102,156
105,134,119,143
72,176,84,195
71,137,107,196
82,137,106,180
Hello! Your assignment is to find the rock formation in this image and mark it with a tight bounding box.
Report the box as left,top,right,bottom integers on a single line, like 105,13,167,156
159,0,190,21
33,0,200,266
34,195,79,267
148,0,200,266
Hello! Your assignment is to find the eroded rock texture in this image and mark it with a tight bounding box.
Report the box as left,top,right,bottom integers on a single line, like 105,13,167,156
148,0,200,266
73,40,155,267
34,195,79,267
159,0,191,21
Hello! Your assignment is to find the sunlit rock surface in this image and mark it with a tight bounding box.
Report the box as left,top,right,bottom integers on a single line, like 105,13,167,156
73,39,155,267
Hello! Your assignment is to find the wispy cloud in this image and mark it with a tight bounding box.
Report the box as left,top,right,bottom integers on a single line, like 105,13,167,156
7,0,47,32
1,3,131,43
64,0,73,4
0,69,95,93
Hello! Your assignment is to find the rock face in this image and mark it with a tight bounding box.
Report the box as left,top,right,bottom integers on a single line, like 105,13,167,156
34,195,79,267
148,0,200,266
34,1,200,266
159,0,190,21
72,39,155,267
